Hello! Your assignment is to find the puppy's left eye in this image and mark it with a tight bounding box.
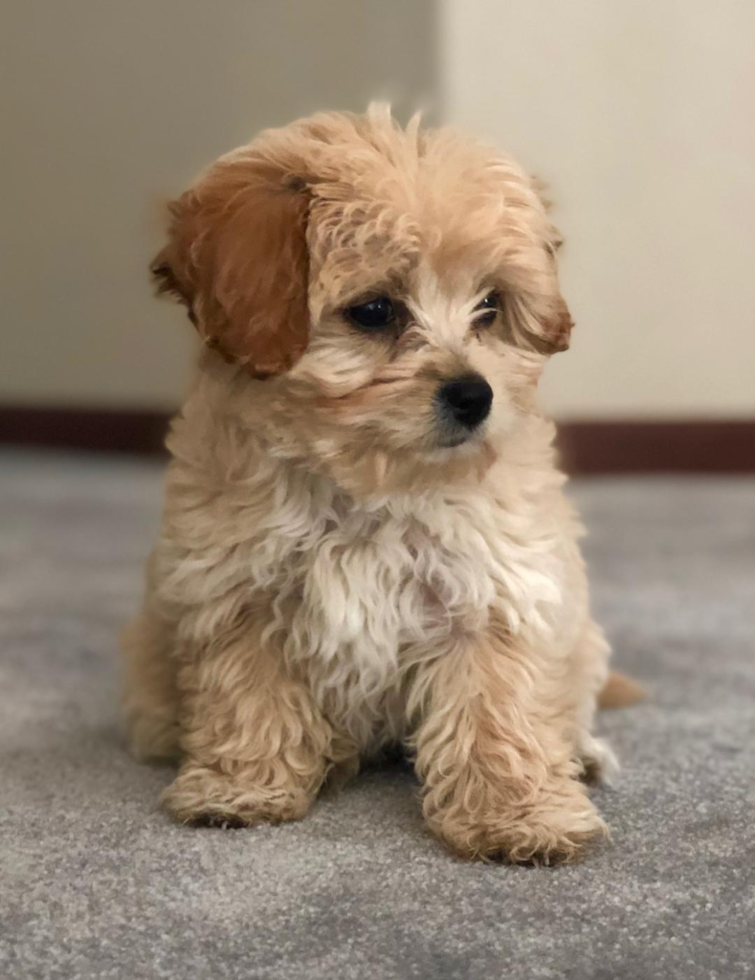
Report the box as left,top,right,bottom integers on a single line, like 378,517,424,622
473,291,500,327
346,296,396,330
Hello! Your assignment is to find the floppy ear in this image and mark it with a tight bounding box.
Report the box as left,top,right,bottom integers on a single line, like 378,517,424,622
535,235,573,352
522,178,574,354
506,282,574,356
151,156,310,378
537,291,574,353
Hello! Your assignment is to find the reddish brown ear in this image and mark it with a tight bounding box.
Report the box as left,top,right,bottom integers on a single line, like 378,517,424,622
536,236,573,353
507,290,574,355
540,294,574,353
152,157,310,378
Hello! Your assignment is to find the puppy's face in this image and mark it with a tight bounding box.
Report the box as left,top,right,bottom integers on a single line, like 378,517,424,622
154,109,571,494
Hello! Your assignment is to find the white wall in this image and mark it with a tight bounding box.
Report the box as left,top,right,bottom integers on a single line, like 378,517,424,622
3,1,753,420
0,0,437,409
442,0,755,418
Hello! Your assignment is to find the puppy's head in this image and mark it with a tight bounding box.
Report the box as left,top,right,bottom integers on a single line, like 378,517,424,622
154,106,572,493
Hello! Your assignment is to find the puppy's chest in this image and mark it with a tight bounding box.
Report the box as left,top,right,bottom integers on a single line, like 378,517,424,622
267,495,525,672
209,477,563,714
300,511,491,637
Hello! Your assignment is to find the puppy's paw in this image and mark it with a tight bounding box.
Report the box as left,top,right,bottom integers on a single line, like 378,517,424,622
162,764,314,828
577,734,619,786
428,781,608,865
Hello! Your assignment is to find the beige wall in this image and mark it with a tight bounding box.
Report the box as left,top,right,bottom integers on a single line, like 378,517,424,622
3,1,753,419
0,0,437,409
442,0,755,418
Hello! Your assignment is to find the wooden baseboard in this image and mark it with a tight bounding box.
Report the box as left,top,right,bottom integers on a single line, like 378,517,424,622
0,405,170,455
0,405,753,473
557,420,755,474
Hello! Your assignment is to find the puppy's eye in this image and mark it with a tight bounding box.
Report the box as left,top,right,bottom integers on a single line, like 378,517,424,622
473,291,500,327
346,296,395,330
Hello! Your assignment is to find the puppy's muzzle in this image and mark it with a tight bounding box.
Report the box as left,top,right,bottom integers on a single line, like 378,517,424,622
437,374,493,431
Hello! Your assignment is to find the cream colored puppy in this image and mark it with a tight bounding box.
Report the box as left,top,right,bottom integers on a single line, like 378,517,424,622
124,106,619,863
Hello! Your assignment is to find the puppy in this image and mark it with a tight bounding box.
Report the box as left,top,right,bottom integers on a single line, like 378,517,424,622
124,105,620,863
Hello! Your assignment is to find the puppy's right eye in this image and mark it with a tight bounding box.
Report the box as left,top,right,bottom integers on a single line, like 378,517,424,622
345,296,395,330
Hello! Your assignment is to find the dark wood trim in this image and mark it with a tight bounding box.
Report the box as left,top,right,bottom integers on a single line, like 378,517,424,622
0,405,170,455
0,405,753,472
557,420,755,474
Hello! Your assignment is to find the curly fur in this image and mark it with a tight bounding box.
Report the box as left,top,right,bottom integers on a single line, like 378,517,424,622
123,105,617,863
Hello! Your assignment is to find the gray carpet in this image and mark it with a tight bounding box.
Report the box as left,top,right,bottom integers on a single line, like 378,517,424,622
1,450,753,980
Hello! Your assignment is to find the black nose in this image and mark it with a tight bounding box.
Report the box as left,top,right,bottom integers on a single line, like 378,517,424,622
438,374,493,429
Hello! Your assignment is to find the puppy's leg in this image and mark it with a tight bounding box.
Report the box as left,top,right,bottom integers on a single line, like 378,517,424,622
122,606,180,762
570,621,619,784
162,626,343,828
410,617,607,864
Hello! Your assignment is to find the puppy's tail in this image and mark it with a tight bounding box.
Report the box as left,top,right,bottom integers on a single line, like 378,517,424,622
598,671,646,709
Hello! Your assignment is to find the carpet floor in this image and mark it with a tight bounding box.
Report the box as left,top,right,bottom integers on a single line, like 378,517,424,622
1,451,753,980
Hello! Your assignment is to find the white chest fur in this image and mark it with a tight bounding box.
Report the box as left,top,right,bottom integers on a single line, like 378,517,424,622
260,473,564,706
161,452,568,738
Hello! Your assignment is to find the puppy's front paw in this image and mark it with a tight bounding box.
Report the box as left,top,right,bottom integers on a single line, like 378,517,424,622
162,764,314,828
428,780,608,865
